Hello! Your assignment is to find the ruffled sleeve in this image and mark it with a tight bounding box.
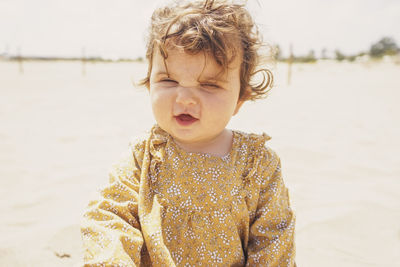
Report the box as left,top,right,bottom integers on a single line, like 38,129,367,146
245,147,296,266
80,139,146,266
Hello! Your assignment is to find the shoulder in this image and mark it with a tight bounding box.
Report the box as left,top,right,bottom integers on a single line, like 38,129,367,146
234,130,277,158
128,132,148,160
233,130,280,175
127,125,169,164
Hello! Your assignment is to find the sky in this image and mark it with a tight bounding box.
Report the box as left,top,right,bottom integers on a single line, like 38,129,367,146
0,0,399,59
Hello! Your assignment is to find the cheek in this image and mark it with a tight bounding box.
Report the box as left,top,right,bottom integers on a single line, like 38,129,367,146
211,92,238,108
202,94,237,117
150,89,171,114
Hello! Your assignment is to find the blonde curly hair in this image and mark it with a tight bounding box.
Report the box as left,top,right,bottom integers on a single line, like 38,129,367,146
139,0,273,101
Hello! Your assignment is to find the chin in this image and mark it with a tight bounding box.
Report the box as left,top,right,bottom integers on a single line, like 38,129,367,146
171,131,198,142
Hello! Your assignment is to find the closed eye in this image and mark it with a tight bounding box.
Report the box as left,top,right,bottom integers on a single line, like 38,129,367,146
160,78,178,84
201,83,221,90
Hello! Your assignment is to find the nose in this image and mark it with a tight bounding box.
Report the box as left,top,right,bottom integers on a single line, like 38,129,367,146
175,86,197,106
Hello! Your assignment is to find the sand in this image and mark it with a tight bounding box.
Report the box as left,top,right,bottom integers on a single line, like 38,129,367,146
0,60,399,266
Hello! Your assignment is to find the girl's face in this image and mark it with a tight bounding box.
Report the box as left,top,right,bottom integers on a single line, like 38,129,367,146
149,47,243,152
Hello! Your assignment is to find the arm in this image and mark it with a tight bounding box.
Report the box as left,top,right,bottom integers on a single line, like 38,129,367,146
246,149,296,266
81,143,145,266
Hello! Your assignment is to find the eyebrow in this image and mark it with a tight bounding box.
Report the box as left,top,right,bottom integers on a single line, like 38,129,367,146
199,76,228,84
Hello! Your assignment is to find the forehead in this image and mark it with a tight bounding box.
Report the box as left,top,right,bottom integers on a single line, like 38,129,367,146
151,46,242,80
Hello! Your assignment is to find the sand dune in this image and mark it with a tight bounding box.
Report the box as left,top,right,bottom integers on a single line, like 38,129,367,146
0,60,399,266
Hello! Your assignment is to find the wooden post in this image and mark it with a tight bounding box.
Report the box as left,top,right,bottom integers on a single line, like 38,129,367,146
82,47,86,76
18,46,23,74
287,43,293,85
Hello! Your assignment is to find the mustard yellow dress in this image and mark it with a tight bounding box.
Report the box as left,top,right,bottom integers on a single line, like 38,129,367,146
81,125,295,266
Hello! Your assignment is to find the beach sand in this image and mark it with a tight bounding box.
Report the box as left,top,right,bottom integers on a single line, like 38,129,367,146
0,60,399,266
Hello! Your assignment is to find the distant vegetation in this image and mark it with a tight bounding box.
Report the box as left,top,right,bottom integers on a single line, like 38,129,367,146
369,37,399,58
0,54,144,63
275,36,399,63
1,37,399,63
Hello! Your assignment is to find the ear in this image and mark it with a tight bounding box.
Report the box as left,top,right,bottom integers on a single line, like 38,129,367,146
233,99,244,116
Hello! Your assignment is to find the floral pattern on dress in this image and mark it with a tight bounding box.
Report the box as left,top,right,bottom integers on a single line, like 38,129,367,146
81,125,296,266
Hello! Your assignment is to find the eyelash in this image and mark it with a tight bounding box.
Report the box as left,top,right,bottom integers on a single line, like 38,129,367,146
201,83,220,89
160,78,177,83
158,79,220,90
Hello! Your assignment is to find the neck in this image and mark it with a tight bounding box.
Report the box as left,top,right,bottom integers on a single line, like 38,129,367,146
173,129,233,157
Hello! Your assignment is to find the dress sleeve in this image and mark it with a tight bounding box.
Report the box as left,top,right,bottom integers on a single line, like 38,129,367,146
246,148,296,266
81,142,145,266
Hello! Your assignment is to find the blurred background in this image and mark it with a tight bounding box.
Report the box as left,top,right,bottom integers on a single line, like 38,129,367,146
1,0,400,60
0,0,399,266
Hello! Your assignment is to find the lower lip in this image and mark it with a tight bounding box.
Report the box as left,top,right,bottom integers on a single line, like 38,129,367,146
175,115,198,126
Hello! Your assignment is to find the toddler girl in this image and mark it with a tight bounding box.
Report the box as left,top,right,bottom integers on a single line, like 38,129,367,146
81,0,296,266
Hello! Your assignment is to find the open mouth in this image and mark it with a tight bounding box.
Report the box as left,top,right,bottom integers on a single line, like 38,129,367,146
175,113,198,125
